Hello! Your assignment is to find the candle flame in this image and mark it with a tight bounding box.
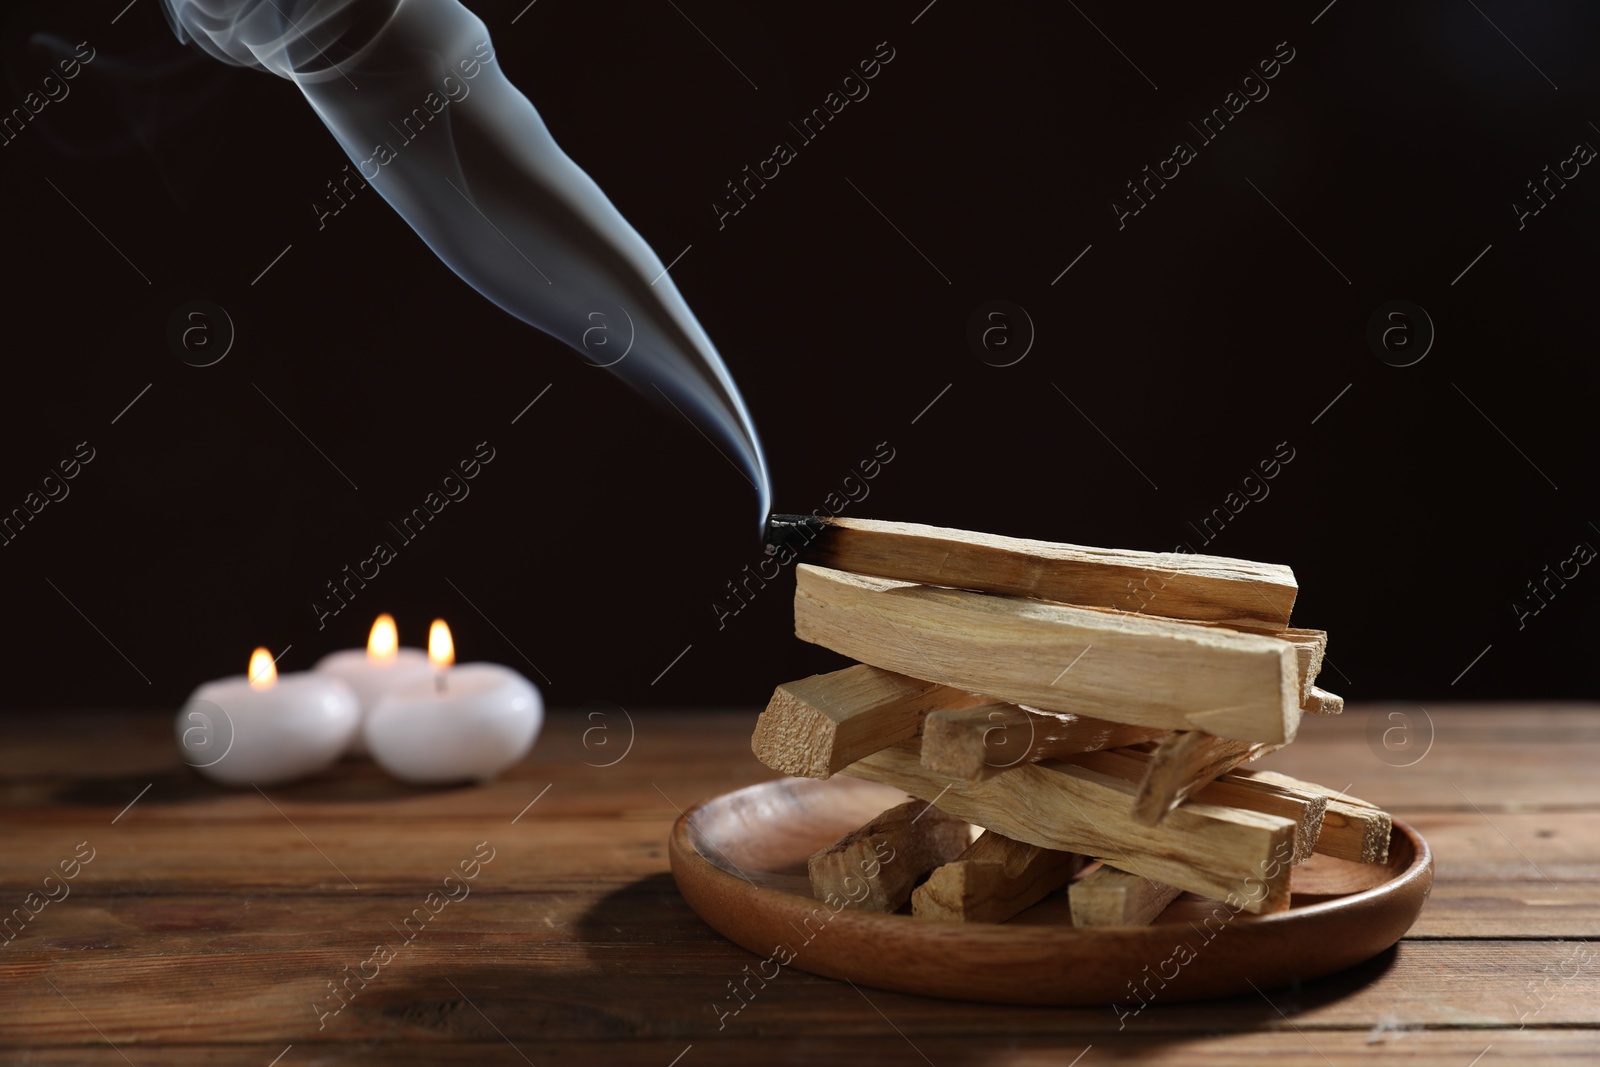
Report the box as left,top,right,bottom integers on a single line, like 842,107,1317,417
367,613,398,662
428,619,455,670
248,647,277,690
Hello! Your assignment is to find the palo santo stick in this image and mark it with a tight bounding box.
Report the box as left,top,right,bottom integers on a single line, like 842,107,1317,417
1079,749,1324,865
1283,628,1327,699
1069,863,1184,927
795,564,1302,744
842,741,1297,913
920,703,1167,782
1234,770,1392,864
1129,732,1282,826
777,516,1297,632
912,830,1082,923
751,664,981,779
1193,775,1327,865
807,799,970,912
1303,686,1344,715
1071,606,1327,701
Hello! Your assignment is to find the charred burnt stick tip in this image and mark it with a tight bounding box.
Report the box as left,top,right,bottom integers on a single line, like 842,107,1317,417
763,513,831,557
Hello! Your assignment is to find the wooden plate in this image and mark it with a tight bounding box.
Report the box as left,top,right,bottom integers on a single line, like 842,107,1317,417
668,775,1432,1006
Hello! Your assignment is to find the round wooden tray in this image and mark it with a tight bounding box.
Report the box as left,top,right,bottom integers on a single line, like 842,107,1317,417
668,775,1432,1006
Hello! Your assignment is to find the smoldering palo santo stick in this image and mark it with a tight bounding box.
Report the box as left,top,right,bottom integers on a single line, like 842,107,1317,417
763,514,1297,633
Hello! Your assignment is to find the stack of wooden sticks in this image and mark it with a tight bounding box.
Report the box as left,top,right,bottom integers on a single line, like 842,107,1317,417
751,518,1392,926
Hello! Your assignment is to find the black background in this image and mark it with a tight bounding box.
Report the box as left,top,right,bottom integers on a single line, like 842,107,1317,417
0,0,1594,712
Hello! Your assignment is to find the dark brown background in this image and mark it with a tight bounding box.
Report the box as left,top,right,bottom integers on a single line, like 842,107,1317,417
0,0,1594,710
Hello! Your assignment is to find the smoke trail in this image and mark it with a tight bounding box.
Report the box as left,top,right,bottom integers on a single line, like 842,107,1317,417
160,0,770,527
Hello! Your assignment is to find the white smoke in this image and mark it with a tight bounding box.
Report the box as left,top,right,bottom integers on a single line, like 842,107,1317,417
161,0,771,526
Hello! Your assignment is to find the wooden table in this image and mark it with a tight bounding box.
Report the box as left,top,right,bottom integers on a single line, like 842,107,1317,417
1,705,1596,1065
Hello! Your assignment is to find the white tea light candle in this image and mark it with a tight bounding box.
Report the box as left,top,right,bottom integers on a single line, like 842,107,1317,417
314,614,433,755
364,620,542,784
176,648,359,786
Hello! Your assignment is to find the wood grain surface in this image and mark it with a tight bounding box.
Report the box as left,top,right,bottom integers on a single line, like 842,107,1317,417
0,705,1596,1064
796,516,1300,632
794,564,1302,743
841,740,1299,912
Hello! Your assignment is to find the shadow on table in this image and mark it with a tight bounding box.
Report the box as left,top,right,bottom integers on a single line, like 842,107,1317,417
553,874,1403,1063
